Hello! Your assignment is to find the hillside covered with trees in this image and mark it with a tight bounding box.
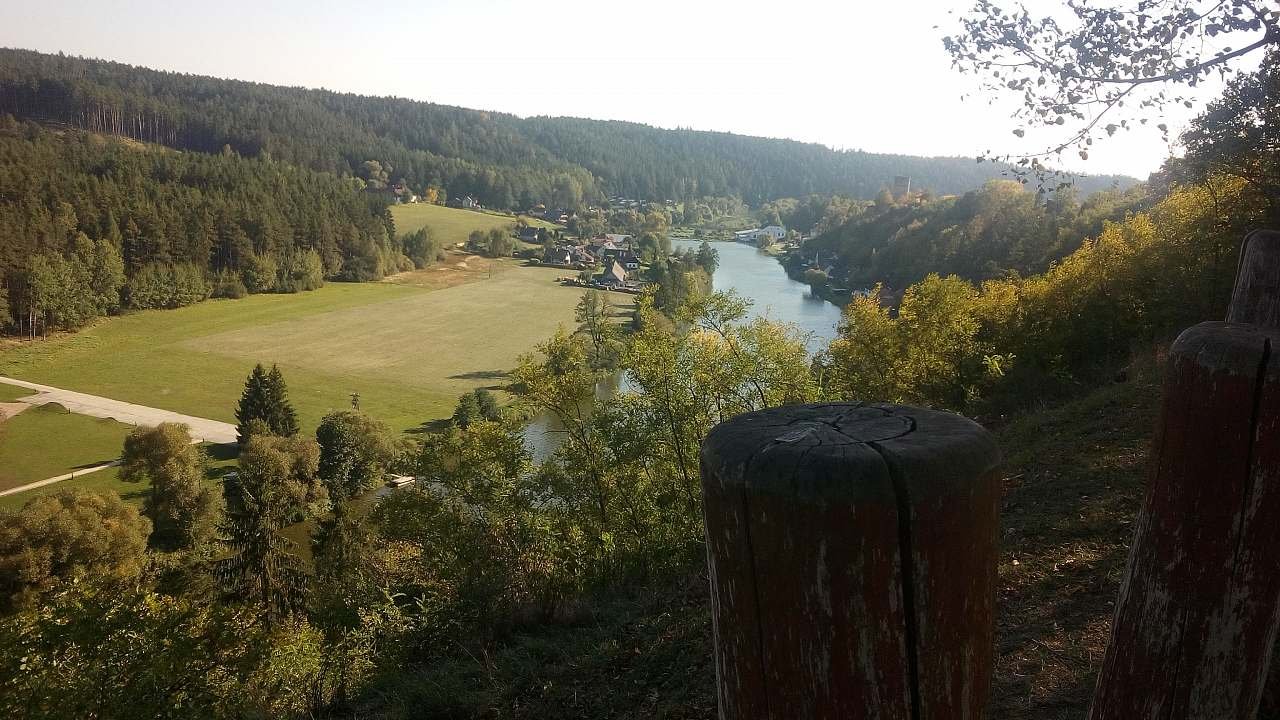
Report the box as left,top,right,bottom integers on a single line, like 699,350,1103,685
0,48,1133,207
0,119,405,336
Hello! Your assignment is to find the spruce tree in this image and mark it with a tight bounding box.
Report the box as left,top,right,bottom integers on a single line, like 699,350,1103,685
234,364,272,444
235,364,299,443
265,365,299,437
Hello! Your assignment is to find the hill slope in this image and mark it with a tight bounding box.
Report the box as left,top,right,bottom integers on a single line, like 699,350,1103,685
0,48,1134,207
345,357,1161,719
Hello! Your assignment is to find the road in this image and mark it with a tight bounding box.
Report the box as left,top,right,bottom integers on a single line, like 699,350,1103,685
0,376,238,444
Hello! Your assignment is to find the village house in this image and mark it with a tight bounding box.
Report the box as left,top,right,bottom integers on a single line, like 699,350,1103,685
384,184,418,204
542,243,594,267
598,258,628,288
602,246,640,271
733,225,786,244
518,226,540,243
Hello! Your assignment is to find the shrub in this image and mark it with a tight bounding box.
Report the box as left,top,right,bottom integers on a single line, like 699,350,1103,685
211,270,248,299
0,490,151,610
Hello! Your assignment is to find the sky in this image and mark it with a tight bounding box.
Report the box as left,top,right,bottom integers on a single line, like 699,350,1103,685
0,0,1247,179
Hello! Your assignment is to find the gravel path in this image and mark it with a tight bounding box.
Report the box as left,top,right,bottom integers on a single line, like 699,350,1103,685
0,376,238,444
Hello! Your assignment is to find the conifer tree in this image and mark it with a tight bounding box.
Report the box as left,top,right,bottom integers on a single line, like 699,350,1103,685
234,364,272,444
235,364,299,443
265,365,299,437
215,433,316,622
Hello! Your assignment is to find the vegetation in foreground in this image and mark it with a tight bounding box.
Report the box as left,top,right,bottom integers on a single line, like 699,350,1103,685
349,359,1161,719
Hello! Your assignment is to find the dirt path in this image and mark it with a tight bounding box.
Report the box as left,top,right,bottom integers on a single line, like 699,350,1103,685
0,402,29,423
0,460,120,498
0,377,238,444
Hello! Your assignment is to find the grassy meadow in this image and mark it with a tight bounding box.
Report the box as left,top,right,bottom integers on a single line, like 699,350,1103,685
390,203,559,248
0,263,582,436
0,384,33,402
0,403,134,492
0,199,577,509
0,440,238,511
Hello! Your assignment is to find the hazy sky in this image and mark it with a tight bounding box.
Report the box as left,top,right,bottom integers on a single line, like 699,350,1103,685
0,0,1245,178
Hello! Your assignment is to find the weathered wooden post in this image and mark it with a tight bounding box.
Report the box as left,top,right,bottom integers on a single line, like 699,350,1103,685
1090,229,1280,720
700,402,1001,719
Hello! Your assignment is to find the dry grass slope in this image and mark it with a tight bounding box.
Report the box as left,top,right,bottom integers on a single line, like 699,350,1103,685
390,203,559,249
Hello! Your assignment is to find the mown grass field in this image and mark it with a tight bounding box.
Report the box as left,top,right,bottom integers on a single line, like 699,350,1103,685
390,203,559,248
0,439,238,512
0,384,33,402
0,403,134,492
0,264,582,435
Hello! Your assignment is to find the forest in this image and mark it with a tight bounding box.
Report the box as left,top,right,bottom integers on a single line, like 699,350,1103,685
0,119,413,336
0,48,1134,208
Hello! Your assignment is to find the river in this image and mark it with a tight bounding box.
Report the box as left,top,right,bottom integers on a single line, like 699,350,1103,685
671,239,843,352
522,239,844,461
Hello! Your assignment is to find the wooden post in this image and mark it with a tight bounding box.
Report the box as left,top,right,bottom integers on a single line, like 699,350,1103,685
700,403,1001,719
1090,229,1280,720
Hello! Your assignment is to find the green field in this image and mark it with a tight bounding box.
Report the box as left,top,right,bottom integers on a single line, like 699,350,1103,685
0,403,134,492
0,264,582,434
390,203,559,247
0,440,238,511
0,384,33,402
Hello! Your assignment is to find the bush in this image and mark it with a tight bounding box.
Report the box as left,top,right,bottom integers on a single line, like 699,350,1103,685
241,253,279,294
0,490,151,610
277,249,325,293
451,388,502,428
211,270,248,299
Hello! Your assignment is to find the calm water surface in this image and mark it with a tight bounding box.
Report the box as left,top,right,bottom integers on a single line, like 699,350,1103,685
672,239,842,352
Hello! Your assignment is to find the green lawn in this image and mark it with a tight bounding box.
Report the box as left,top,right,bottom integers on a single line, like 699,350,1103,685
0,439,238,511
0,384,34,402
0,403,134,492
390,203,560,248
0,265,582,434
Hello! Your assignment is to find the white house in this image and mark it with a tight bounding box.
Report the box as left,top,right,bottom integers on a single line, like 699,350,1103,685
733,226,787,244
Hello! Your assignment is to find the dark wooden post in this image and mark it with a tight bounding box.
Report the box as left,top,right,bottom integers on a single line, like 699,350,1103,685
1090,229,1280,720
700,403,1001,719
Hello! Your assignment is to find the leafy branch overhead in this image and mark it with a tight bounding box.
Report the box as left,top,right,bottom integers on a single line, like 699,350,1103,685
944,0,1280,174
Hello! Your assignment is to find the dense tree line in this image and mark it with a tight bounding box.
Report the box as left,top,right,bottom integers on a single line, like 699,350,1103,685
0,49,1132,211
0,119,403,335
787,180,1147,291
